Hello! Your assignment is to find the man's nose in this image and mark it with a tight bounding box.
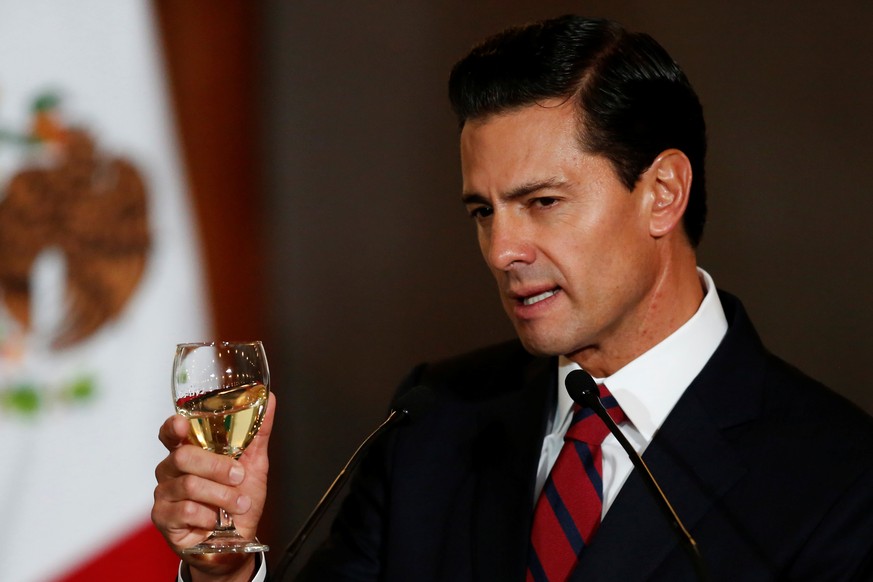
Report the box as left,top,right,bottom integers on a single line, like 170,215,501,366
485,215,535,271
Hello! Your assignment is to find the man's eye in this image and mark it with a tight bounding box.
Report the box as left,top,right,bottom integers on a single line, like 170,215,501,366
532,197,558,208
468,206,493,220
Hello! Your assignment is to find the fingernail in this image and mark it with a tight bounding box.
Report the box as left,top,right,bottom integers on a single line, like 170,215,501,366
229,464,245,485
237,495,251,512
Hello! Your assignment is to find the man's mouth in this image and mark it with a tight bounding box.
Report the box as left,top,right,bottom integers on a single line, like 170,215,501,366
522,288,559,306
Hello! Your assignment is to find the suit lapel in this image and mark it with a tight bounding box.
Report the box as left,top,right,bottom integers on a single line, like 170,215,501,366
569,390,748,580
471,354,554,581
570,292,766,580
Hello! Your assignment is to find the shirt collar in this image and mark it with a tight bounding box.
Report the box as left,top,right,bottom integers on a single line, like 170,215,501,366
556,268,728,443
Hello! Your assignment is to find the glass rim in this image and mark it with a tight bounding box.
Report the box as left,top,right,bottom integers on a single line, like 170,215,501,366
175,340,264,349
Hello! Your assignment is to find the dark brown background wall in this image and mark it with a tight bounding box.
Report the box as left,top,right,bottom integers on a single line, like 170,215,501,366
159,0,873,572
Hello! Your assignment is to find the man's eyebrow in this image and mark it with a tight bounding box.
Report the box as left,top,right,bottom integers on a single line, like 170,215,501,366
461,191,489,206
461,178,566,206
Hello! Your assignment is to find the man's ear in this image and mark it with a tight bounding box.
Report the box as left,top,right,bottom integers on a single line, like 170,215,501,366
644,149,692,238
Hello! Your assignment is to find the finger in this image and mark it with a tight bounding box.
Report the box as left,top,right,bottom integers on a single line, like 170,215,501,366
159,444,246,486
158,414,191,451
158,472,252,516
152,494,219,536
154,446,209,483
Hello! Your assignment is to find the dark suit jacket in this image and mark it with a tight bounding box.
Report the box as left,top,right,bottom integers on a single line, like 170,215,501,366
298,292,873,581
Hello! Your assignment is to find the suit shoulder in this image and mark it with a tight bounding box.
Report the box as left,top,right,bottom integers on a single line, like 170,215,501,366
763,353,873,440
399,339,541,402
713,291,873,441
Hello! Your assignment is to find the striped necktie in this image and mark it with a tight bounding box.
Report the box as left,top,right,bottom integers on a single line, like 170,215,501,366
527,384,626,582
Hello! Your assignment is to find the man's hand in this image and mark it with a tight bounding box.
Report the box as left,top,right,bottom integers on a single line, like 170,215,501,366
152,392,276,580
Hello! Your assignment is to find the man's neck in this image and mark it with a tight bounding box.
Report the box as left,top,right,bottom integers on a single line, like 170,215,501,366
566,253,703,377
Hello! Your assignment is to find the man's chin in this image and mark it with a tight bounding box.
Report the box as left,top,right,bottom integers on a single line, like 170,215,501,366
516,333,564,358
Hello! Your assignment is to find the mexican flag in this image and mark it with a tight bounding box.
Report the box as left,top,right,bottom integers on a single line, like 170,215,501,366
0,1,208,579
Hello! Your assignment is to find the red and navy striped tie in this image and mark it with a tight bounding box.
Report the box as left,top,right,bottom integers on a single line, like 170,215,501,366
527,384,626,582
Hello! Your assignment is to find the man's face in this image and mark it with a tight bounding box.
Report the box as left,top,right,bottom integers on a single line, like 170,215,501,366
460,100,662,368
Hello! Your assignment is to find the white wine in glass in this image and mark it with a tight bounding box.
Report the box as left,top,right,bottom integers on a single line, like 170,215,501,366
172,340,270,554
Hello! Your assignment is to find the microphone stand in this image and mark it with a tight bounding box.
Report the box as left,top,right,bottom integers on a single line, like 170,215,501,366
568,370,711,582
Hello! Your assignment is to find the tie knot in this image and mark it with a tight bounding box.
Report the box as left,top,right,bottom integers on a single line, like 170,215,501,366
565,384,626,445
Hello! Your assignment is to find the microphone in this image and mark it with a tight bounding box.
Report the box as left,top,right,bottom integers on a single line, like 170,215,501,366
272,384,436,580
565,370,710,582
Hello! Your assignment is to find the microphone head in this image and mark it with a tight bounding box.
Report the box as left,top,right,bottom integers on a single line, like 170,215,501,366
565,369,601,408
392,384,436,421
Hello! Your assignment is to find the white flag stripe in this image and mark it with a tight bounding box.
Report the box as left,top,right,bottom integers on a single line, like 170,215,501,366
0,1,208,580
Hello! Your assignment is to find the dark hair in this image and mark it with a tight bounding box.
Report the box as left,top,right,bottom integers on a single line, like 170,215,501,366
448,15,707,247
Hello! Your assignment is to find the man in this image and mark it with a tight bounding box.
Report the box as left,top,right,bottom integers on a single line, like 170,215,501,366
153,15,873,581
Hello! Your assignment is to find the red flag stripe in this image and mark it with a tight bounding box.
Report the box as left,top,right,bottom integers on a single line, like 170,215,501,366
53,520,178,582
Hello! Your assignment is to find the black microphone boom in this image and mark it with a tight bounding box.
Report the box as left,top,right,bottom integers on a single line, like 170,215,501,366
565,370,710,582
272,384,435,580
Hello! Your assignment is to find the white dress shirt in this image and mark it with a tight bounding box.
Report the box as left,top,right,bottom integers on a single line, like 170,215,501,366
534,268,728,515
182,268,727,582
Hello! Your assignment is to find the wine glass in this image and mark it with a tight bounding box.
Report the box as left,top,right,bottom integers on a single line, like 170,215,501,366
172,340,271,554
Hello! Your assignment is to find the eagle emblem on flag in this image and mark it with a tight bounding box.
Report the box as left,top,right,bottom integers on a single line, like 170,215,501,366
0,91,151,415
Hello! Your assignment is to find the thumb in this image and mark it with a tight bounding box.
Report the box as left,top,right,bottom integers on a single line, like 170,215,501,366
242,391,275,463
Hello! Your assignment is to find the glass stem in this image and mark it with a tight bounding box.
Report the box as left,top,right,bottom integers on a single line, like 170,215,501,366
216,508,236,532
